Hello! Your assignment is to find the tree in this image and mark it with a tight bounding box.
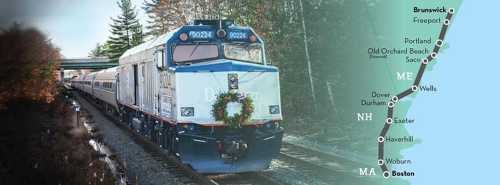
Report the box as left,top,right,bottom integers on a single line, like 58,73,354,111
143,0,167,36
131,25,144,46
143,0,188,36
88,43,107,58
107,0,144,60
0,24,60,109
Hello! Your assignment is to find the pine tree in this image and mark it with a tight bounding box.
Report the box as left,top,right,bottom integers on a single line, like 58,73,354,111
131,25,144,46
107,0,144,60
88,43,107,58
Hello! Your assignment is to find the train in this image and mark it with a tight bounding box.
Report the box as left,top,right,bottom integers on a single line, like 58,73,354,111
71,20,284,173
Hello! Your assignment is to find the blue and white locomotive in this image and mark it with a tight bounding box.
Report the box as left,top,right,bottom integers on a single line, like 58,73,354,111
72,20,284,173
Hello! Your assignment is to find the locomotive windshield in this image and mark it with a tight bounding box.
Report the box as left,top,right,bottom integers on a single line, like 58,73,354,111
224,43,263,64
172,42,263,64
173,44,219,63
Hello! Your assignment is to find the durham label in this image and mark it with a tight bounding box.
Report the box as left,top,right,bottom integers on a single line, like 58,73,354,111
360,91,391,106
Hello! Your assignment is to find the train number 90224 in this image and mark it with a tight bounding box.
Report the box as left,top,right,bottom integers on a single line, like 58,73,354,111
188,31,214,39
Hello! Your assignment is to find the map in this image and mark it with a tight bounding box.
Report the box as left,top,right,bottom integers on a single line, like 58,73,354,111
396,1,500,185
345,1,500,184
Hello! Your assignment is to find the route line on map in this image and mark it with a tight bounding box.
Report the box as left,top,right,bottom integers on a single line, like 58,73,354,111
377,8,455,179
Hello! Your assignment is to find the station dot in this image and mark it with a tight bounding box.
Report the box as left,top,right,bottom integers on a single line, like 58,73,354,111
411,85,418,92
378,159,384,166
422,58,429,65
387,101,395,108
385,118,393,124
431,52,437,59
378,136,385,143
444,19,450,25
436,39,443,47
448,8,455,14
391,96,399,102
383,171,390,178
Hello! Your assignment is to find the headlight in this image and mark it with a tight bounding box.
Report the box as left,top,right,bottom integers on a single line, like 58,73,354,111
180,107,194,117
179,32,188,41
269,105,280,114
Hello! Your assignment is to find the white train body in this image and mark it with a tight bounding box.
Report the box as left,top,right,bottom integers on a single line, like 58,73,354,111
93,67,118,108
82,73,95,95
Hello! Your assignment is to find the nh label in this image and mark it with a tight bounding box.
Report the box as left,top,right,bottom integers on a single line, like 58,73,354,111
356,113,373,121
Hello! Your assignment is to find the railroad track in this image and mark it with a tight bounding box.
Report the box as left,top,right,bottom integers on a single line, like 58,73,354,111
115,120,214,185
74,91,283,185
74,93,215,185
73,90,387,185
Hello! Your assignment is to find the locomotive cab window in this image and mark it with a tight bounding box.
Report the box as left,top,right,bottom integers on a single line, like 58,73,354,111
173,44,218,64
224,43,263,64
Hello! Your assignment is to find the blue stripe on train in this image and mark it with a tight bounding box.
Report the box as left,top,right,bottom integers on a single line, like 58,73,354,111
174,60,278,73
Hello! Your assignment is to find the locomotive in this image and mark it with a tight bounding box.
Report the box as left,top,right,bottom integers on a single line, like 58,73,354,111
71,20,284,173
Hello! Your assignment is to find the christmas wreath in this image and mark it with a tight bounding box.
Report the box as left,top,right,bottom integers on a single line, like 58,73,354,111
212,91,254,128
